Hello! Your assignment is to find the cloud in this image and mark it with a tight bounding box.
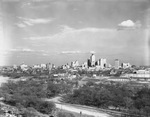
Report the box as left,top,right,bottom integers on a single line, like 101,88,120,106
22,48,34,52
23,21,34,26
61,50,97,54
61,25,114,33
18,17,53,24
61,51,81,54
21,2,32,7
16,17,53,28
5,48,35,52
24,36,51,40
24,25,115,41
42,53,49,56
119,20,135,27
118,20,141,30
15,23,26,28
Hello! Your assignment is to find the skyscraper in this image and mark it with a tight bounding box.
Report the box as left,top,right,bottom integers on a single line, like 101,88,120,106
90,54,95,67
115,59,119,69
87,59,91,67
99,58,107,69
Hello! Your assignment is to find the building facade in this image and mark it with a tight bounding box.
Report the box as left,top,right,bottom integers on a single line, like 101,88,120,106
90,54,95,67
115,59,119,69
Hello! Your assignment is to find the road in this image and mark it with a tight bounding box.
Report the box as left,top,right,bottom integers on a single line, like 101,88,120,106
45,97,113,117
55,103,112,117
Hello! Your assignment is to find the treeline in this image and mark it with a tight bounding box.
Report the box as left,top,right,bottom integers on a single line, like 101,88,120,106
63,82,150,116
0,79,72,115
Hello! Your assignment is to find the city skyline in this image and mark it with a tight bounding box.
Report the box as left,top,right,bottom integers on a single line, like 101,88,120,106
6,53,132,68
0,0,150,66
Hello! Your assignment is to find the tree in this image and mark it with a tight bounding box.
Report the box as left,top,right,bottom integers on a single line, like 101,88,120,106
37,101,55,114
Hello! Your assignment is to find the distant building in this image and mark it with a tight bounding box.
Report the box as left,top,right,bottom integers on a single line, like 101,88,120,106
121,69,150,78
62,64,70,69
20,63,28,71
13,64,17,69
90,54,95,67
46,63,52,72
71,60,79,68
66,63,70,69
99,58,107,69
33,64,40,69
82,62,88,69
115,59,119,69
107,77,130,82
40,64,46,69
95,61,98,66
121,63,131,69
87,59,91,67
52,64,56,69
107,63,112,68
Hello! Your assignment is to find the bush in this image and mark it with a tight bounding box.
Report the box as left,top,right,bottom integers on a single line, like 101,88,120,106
37,101,55,114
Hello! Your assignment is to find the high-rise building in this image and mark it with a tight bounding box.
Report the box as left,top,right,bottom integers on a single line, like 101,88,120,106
87,59,91,67
90,54,95,67
115,59,119,69
99,58,107,69
46,63,52,73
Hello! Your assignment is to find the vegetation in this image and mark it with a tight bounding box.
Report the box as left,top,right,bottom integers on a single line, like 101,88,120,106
57,111,75,117
0,79,60,115
63,82,150,116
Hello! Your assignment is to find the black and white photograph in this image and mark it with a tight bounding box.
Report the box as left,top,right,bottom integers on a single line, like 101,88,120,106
0,0,150,116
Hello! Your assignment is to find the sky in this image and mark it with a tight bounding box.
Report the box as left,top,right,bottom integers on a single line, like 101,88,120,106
0,0,150,66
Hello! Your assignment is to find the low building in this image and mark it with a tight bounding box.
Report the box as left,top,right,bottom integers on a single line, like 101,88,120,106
107,77,129,82
121,69,150,78
121,63,131,69
20,63,28,71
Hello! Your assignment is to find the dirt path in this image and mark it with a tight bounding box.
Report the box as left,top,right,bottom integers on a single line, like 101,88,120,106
45,97,112,117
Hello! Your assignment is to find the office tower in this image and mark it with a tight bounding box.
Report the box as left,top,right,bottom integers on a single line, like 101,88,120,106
87,59,91,67
115,59,119,69
46,63,52,71
99,58,107,69
90,54,95,67
95,60,100,66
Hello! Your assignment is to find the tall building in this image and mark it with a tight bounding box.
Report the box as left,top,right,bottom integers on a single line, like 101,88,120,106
46,63,52,73
95,61,99,66
99,58,107,69
90,54,95,67
115,59,119,69
87,59,91,67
